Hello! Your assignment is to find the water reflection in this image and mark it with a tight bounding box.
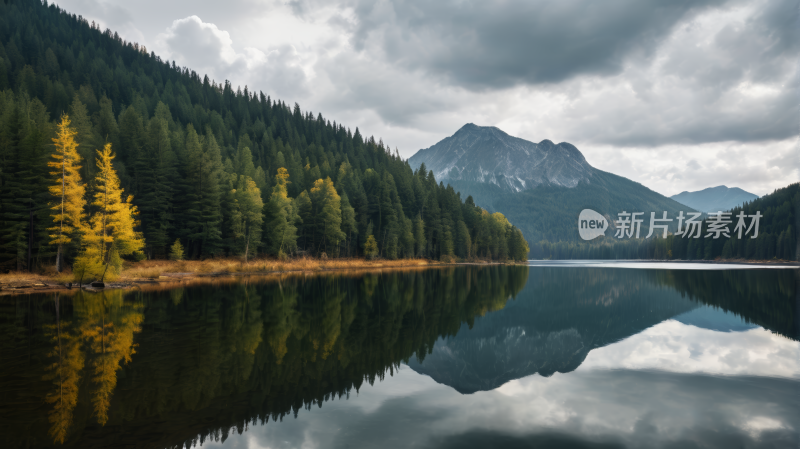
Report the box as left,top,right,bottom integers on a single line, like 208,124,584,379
408,268,798,393
0,266,796,448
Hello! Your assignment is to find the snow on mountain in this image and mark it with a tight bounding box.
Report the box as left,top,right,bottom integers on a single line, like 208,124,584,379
408,123,594,192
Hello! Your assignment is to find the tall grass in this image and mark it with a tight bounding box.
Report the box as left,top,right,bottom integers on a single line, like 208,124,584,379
120,257,432,279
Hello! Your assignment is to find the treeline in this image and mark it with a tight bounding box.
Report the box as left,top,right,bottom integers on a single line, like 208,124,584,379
0,0,529,272
532,183,798,261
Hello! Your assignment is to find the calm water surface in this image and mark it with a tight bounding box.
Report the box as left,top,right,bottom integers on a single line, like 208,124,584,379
1,264,798,448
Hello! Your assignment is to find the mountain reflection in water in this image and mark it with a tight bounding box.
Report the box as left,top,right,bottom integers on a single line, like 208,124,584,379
408,268,798,393
0,266,797,449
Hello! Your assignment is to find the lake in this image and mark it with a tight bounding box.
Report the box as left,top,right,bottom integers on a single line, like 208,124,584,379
1,264,798,448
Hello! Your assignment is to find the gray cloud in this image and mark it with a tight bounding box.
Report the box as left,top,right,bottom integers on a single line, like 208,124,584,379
309,0,798,149
343,0,730,90
53,0,800,194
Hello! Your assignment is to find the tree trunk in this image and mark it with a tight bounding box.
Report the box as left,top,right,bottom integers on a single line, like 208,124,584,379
55,245,62,273
28,204,33,272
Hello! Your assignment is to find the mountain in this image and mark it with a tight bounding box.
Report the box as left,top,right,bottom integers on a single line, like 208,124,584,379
670,186,759,213
409,123,593,192
409,124,692,244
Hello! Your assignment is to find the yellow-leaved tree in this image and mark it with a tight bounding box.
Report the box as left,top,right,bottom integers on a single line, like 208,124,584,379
74,144,144,282
48,115,86,272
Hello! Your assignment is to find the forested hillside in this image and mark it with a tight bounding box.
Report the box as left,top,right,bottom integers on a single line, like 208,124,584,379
534,183,798,261
0,0,528,273
451,168,690,244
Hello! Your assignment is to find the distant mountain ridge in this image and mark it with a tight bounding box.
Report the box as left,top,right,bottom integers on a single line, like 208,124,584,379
409,123,594,192
409,124,692,244
670,186,759,213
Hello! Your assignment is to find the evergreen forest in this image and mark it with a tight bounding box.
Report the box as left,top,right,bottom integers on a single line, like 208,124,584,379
0,0,529,275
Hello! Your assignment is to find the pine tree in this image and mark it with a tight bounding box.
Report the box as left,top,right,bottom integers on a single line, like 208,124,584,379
169,239,184,260
67,95,95,182
48,115,86,272
264,168,298,257
117,105,145,184
295,190,313,251
340,192,357,256
310,177,345,255
364,234,378,259
228,175,263,261
75,144,144,282
455,220,471,259
413,214,426,258
176,125,204,255
136,114,175,257
198,131,224,257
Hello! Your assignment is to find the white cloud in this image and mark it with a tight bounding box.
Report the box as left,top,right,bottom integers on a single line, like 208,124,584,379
157,16,309,100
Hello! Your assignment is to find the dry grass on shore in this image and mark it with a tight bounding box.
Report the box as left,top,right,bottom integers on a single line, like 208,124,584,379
120,257,433,279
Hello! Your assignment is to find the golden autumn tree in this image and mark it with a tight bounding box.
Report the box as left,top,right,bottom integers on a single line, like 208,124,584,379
48,115,86,272
74,144,144,282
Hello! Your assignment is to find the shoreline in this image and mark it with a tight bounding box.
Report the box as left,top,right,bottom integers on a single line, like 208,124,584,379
2,257,795,297
0,257,521,296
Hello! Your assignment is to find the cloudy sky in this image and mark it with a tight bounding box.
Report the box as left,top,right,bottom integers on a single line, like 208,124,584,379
55,0,798,196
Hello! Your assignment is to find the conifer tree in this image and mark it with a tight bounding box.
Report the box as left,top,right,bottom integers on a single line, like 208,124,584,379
75,144,144,282
340,192,357,256
455,220,472,259
136,114,175,257
198,132,224,256
228,175,263,261
177,125,204,255
310,177,345,255
264,168,298,257
364,234,378,259
294,190,313,250
48,115,86,272
117,105,145,185
169,239,184,261
67,95,95,181
413,214,426,258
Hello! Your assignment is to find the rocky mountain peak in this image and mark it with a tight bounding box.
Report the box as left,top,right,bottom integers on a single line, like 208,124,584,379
409,124,594,192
